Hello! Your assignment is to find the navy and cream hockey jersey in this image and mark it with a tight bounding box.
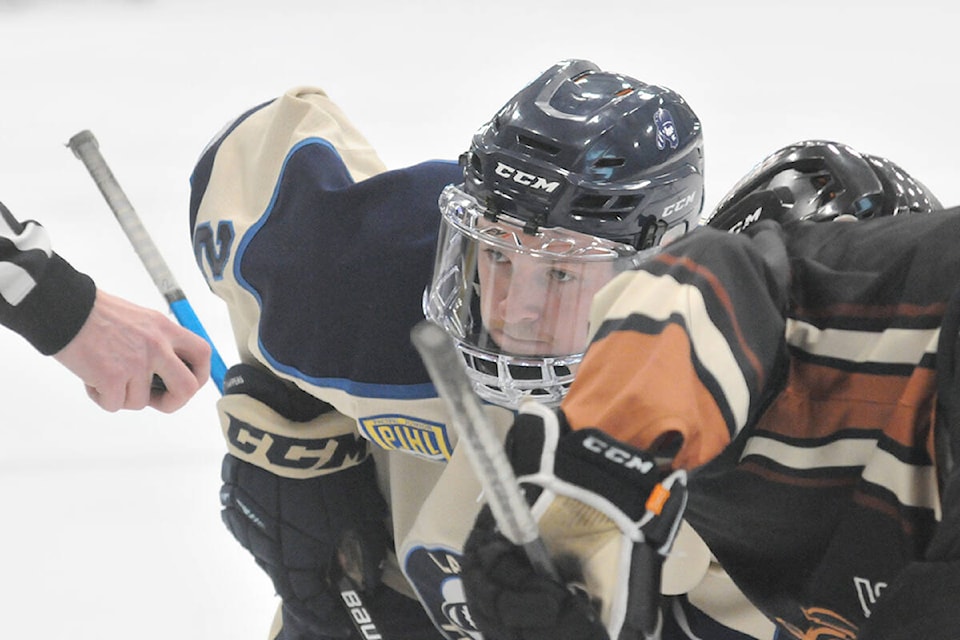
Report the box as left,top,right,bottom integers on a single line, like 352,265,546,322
190,87,518,640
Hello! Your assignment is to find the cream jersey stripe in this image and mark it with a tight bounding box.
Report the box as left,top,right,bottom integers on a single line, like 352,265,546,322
785,319,939,365
593,269,752,432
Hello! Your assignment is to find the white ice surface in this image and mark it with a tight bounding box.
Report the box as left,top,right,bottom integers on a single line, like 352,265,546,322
0,0,958,637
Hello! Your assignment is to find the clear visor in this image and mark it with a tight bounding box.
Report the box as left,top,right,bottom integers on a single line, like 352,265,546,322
425,184,641,362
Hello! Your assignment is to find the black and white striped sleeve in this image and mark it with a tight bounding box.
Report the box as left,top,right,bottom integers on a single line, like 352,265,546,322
0,201,96,354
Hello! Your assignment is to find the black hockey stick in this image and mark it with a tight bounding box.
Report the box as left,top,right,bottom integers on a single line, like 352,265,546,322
68,130,386,640
335,530,388,640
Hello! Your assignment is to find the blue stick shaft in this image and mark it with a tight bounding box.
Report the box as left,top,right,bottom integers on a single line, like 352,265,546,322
169,299,226,394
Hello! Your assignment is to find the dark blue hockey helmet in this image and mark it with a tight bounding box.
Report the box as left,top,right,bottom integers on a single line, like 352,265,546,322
705,140,941,232
425,60,704,408
461,59,705,250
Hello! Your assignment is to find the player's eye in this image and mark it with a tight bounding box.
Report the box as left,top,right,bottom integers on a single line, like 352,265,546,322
483,248,510,265
547,268,575,283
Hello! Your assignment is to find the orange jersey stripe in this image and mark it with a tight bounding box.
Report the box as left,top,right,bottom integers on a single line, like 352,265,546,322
562,324,731,469
755,358,936,449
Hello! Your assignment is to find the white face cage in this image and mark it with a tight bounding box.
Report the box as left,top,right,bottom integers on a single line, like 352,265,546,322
423,184,644,409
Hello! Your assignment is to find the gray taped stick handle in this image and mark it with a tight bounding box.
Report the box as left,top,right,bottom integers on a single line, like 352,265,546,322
66,129,181,301
410,320,559,581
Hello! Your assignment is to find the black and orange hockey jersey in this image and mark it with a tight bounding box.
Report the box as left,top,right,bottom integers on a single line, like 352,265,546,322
562,214,960,637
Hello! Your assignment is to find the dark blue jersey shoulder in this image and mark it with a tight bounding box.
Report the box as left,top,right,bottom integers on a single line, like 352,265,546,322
235,139,460,396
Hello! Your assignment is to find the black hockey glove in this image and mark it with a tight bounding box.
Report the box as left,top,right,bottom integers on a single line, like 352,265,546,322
464,509,607,640
462,402,688,640
217,364,389,639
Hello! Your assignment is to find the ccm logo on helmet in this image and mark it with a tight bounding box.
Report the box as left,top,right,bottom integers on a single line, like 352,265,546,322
582,434,655,473
495,162,560,193
728,206,763,233
662,192,696,218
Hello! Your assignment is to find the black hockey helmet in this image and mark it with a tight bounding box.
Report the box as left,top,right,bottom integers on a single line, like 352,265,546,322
425,60,704,409
705,140,941,232
462,59,705,249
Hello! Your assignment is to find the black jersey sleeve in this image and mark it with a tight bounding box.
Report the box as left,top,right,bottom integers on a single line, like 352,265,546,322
0,201,95,354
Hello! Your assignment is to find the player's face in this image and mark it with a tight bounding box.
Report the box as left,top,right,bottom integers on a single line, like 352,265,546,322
425,183,637,367
475,222,617,357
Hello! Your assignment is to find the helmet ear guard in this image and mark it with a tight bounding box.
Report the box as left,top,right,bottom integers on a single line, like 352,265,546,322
706,140,940,233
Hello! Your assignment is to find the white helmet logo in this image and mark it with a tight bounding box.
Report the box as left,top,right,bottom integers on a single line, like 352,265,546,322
495,162,560,193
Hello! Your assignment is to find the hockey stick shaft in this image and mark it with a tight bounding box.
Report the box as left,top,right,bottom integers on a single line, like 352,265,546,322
410,320,560,581
68,130,390,639
66,129,226,394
